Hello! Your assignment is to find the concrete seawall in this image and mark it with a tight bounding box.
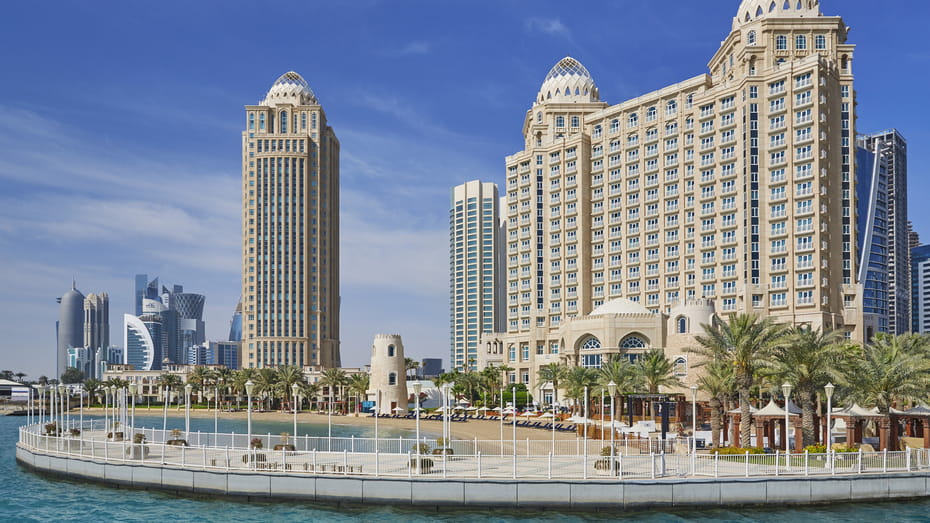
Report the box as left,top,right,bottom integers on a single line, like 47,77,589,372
16,445,930,509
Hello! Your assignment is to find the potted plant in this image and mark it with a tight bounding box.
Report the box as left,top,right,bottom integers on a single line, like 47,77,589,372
107,422,124,441
44,422,59,436
242,437,267,464
432,437,454,456
273,432,296,451
126,433,149,459
166,428,188,446
594,446,619,472
409,443,434,473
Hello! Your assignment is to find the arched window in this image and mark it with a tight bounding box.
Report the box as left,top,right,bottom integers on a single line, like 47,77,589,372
783,0,791,8
280,111,288,133
610,119,620,133
259,113,266,130
769,1,777,13
686,94,694,108
556,116,565,128
677,317,688,333
666,100,677,116
388,372,397,386
796,35,807,50
537,112,543,123
776,35,787,50
756,6,764,17
593,124,602,138
628,113,638,127
387,344,395,357
815,35,826,50
674,357,688,377
747,30,757,45
620,335,647,349
646,107,657,121
570,115,580,127
580,336,601,350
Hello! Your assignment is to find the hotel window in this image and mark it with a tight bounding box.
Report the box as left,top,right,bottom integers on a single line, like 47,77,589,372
666,100,677,116
629,113,638,127
815,35,827,50
280,111,288,133
776,35,787,50
556,116,565,128
646,107,657,122
571,116,580,128
796,35,807,50
301,112,307,129
259,113,266,130
249,114,255,130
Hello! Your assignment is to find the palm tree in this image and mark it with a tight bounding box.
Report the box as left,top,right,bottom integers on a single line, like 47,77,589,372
636,349,683,394
347,374,371,413
231,368,258,409
254,368,278,409
843,333,930,414
761,326,846,446
274,365,305,408
187,366,215,402
537,362,567,407
598,356,642,419
697,361,735,448
563,366,599,415
404,358,419,379
694,313,786,446
82,378,103,406
320,368,348,413
14,371,27,383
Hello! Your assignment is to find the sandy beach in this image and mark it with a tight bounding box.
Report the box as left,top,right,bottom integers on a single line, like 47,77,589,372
78,407,581,442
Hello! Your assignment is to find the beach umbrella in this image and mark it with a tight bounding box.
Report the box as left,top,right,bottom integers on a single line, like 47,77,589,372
392,407,406,412
467,406,478,411
538,412,555,419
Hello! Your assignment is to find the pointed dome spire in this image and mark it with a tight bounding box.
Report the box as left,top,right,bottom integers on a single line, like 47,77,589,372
536,56,600,104
261,71,317,106
733,0,821,31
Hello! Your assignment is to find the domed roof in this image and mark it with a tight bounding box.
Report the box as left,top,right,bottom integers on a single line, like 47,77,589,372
60,281,85,307
590,298,651,316
733,0,821,30
536,57,600,104
261,71,317,106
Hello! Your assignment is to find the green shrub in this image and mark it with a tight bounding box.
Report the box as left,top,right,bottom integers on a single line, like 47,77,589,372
804,444,827,454
715,446,765,455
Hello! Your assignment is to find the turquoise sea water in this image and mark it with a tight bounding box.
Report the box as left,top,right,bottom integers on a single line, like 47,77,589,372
4,414,930,522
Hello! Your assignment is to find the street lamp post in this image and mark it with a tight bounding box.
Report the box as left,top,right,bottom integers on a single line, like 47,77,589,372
184,383,193,441
782,382,793,461
825,382,835,449
245,380,255,447
608,381,618,463
128,383,137,433
413,381,422,474
60,384,67,432
512,385,517,464
551,401,559,452
690,385,698,455
215,380,221,437
162,387,170,436
50,386,57,433
375,389,381,453
291,382,300,440
109,385,117,434
442,383,451,450
36,385,45,426
79,385,83,431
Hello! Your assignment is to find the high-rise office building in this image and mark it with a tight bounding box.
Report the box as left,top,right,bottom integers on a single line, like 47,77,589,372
228,301,243,342
242,71,341,369
484,1,865,391
855,140,889,337
174,291,206,363
912,245,930,334
56,281,84,379
862,130,908,334
450,180,505,371
123,313,158,371
83,292,109,352
908,222,920,251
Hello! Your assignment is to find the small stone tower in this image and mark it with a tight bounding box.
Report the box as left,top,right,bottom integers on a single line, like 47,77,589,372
369,334,407,415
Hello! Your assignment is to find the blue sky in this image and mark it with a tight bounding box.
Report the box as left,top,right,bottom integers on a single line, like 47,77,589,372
0,1,927,379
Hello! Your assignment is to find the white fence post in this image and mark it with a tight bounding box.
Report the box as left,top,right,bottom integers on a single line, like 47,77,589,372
883,449,888,473
804,450,809,476
857,448,863,474
775,450,779,476
547,452,552,479
477,452,482,479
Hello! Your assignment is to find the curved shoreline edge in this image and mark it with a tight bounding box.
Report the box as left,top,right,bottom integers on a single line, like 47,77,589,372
16,445,930,510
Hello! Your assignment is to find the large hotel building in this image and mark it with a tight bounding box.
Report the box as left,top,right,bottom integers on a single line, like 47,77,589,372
241,72,341,369
479,1,865,395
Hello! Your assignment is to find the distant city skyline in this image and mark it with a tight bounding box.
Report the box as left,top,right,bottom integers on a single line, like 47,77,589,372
0,1,928,379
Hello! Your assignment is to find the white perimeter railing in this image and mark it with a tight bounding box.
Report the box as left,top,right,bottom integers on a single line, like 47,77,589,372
17,421,930,481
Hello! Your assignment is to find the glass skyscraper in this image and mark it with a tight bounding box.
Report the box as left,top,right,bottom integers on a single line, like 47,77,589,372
449,180,504,371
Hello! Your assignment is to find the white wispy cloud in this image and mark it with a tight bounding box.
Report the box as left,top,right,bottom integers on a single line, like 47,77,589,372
525,17,571,38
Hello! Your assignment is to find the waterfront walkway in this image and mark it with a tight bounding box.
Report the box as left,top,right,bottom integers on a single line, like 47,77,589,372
17,420,930,480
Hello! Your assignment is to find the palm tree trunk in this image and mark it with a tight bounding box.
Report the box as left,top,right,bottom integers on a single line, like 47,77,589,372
709,396,722,448
739,387,752,447
801,393,816,448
